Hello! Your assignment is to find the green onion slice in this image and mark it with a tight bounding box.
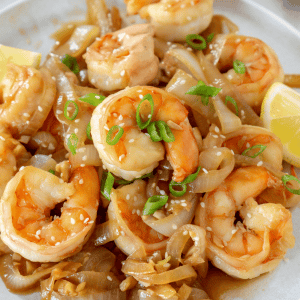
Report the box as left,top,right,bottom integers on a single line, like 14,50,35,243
86,122,92,140
169,167,201,197
186,34,207,50
143,195,169,215
186,80,222,98
61,54,80,74
48,169,55,175
101,171,115,201
281,175,300,195
64,100,79,121
241,144,267,158
136,94,154,130
201,95,210,106
147,122,162,142
67,133,78,155
157,121,175,143
106,125,124,146
207,33,215,43
79,93,106,106
225,96,239,116
233,60,246,74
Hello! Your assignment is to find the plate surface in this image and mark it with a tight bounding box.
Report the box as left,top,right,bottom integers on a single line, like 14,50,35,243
0,0,300,299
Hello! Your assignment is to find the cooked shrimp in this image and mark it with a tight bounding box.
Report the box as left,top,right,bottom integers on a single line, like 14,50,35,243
108,180,168,256
124,0,159,15
0,63,56,139
0,166,100,262
222,125,283,170
0,129,30,197
207,34,284,110
91,86,199,182
139,0,214,42
84,24,159,92
195,166,295,279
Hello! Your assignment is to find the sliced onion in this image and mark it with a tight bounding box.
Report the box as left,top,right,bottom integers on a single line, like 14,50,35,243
166,224,206,268
166,69,220,127
284,74,300,88
0,239,12,255
93,220,120,246
25,154,57,171
121,259,156,276
28,131,58,155
142,193,199,237
212,96,242,134
0,254,68,292
189,147,235,193
69,145,102,169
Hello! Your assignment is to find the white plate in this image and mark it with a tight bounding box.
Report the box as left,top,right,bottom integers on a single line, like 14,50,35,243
0,0,300,299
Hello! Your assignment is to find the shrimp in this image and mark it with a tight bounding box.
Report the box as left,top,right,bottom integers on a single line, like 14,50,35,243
195,166,295,279
91,86,199,182
207,34,284,111
0,166,100,262
83,24,159,92
139,0,214,42
124,0,159,15
0,63,56,139
108,180,168,256
0,129,30,198
222,125,283,170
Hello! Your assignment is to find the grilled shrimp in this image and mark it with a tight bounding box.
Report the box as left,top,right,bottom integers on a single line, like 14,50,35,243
195,166,295,279
0,63,56,139
108,180,168,256
207,34,284,110
124,0,159,15
0,166,100,262
139,0,214,42
84,24,159,92
91,86,199,182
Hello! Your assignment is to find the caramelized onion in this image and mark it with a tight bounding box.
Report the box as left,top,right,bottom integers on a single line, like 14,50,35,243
25,154,57,171
93,221,120,246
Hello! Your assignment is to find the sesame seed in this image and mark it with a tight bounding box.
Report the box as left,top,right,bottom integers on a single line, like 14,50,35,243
183,230,188,235
246,142,251,148
193,236,200,241
0,136,5,141
118,115,123,121
55,242,61,246
51,236,55,241
19,166,25,171
257,161,263,167
212,134,219,138
181,203,187,207
38,106,43,112
36,230,41,236
120,70,125,76
160,190,166,195
119,123,125,127
139,94,143,99
216,151,222,156
79,179,84,185
23,113,30,117
74,128,79,134
91,79,96,84
75,119,80,123
206,227,212,231
202,168,208,174
136,209,140,216
107,276,112,281
84,218,89,224
70,218,75,224
119,154,125,161
220,134,226,138
121,231,125,236
56,110,63,115
129,139,134,143
215,126,220,133
80,164,86,167
126,194,130,200
172,224,177,230
132,209,136,214
200,202,205,208
231,150,235,155
165,203,168,208
71,232,76,236
232,229,237,234
247,213,252,218
80,214,84,220
104,124,109,130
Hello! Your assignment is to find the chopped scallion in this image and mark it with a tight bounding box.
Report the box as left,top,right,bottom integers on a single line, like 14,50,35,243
61,54,80,74
86,122,92,140
207,33,215,43
64,100,79,121
186,34,207,50
225,96,239,116
101,171,115,201
79,93,106,106
241,144,267,158
281,175,300,195
143,195,169,215
147,121,163,142
157,121,175,143
48,169,55,175
233,60,246,74
136,94,154,130
67,133,78,155
106,125,124,146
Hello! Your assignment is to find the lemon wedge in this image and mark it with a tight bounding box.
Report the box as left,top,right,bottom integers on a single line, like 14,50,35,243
261,82,300,167
0,44,41,82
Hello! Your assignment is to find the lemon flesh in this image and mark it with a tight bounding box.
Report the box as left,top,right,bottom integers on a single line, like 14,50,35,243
261,82,300,167
0,44,41,82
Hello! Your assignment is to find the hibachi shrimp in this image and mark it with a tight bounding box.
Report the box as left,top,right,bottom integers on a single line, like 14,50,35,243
84,24,159,92
0,166,100,262
207,34,284,111
108,180,168,256
124,0,159,15
139,0,214,42
195,166,295,279
0,63,56,139
91,86,199,182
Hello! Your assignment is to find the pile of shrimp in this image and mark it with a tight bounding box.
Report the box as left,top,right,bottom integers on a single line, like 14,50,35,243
0,0,300,299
